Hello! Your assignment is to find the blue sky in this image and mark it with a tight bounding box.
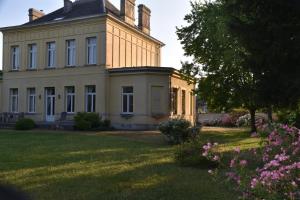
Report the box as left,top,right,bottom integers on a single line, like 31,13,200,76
0,0,192,69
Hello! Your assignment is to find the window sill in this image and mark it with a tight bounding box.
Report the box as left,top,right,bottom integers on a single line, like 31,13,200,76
120,113,134,119
9,70,20,72
26,69,37,71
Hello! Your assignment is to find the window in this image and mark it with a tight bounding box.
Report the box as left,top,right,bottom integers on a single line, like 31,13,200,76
47,42,56,68
85,86,96,112
171,88,178,115
66,40,76,66
11,46,20,70
87,37,97,65
10,88,18,113
28,44,37,69
122,87,133,114
182,90,186,115
190,92,194,115
27,88,36,113
66,86,75,113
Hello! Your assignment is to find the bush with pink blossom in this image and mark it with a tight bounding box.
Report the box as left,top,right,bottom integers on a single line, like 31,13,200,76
205,124,300,199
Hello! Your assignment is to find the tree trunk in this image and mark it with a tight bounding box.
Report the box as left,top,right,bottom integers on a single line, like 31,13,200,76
250,108,257,133
267,105,273,123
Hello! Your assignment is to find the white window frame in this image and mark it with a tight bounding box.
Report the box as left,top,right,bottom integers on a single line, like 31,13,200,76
28,44,37,69
87,37,97,65
85,86,96,113
66,40,76,66
65,86,75,114
47,42,56,68
27,88,36,113
122,86,134,114
11,46,20,70
10,88,19,113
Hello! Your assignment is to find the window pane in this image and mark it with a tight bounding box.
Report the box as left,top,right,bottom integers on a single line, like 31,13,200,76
123,87,133,94
123,95,128,113
129,95,133,113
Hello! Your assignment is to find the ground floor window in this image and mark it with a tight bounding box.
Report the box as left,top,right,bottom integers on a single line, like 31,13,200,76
85,85,96,113
171,88,178,115
122,86,133,114
182,90,186,115
10,88,18,113
65,86,75,113
190,92,194,115
27,88,36,113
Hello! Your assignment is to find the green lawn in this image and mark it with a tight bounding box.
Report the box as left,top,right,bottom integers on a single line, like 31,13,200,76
0,127,259,200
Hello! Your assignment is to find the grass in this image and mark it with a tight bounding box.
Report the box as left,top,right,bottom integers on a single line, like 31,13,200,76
0,127,260,200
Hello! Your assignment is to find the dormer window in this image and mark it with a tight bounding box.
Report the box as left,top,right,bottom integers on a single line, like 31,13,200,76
66,40,76,66
47,42,56,68
11,46,20,70
28,44,37,69
87,37,97,65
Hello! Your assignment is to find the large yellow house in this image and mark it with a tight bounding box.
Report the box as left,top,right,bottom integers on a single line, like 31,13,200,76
0,0,195,129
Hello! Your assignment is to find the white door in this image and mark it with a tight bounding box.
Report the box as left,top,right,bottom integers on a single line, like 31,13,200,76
45,88,55,122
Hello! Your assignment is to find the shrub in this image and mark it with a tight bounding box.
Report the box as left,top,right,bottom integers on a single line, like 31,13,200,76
158,118,200,144
74,113,111,131
15,118,36,130
220,114,235,127
175,137,219,168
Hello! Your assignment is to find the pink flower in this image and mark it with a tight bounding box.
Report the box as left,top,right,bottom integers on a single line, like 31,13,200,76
213,155,220,161
230,159,236,168
240,160,248,167
234,147,241,153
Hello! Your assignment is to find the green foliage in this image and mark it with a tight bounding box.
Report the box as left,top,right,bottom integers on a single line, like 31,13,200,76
175,137,219,168
15,118,36,130
74,113,111,131
158,118,200,145
177,1,259,132
277,110,300,128
224,0,300,108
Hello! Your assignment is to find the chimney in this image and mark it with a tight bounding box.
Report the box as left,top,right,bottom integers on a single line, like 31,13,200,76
28,8,45,22
64,0,73,13
138,4,151,35
120,0,136,26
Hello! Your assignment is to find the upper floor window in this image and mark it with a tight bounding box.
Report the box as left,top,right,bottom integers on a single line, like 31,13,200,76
66,40,76,66
10,88,18,113
47,42,56,68
27,88,36,113
28,44,37,69
122,87,134,114
85,85,96,113
11,46,20,70
65,86,75,113
87,37,97,65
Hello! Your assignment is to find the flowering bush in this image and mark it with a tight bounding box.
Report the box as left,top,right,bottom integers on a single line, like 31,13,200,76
206,124,300,200
175,137,220,168
159,118,201,145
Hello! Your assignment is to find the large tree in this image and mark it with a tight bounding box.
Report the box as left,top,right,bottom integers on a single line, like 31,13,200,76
224,0,300,111
177,1,260,132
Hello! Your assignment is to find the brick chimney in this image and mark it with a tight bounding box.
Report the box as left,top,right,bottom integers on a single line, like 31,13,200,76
64,0,73,13
28,8,45,22
120,0,136,26
138,4,151,35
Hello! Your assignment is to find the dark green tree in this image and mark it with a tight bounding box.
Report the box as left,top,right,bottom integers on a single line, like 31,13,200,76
224,0,300,113
177,1,260,132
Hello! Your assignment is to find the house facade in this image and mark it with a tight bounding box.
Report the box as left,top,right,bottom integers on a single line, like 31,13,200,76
0,0,196,130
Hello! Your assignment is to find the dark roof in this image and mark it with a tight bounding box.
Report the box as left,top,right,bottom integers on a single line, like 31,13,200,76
23,0,120,26
108,67,176,74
